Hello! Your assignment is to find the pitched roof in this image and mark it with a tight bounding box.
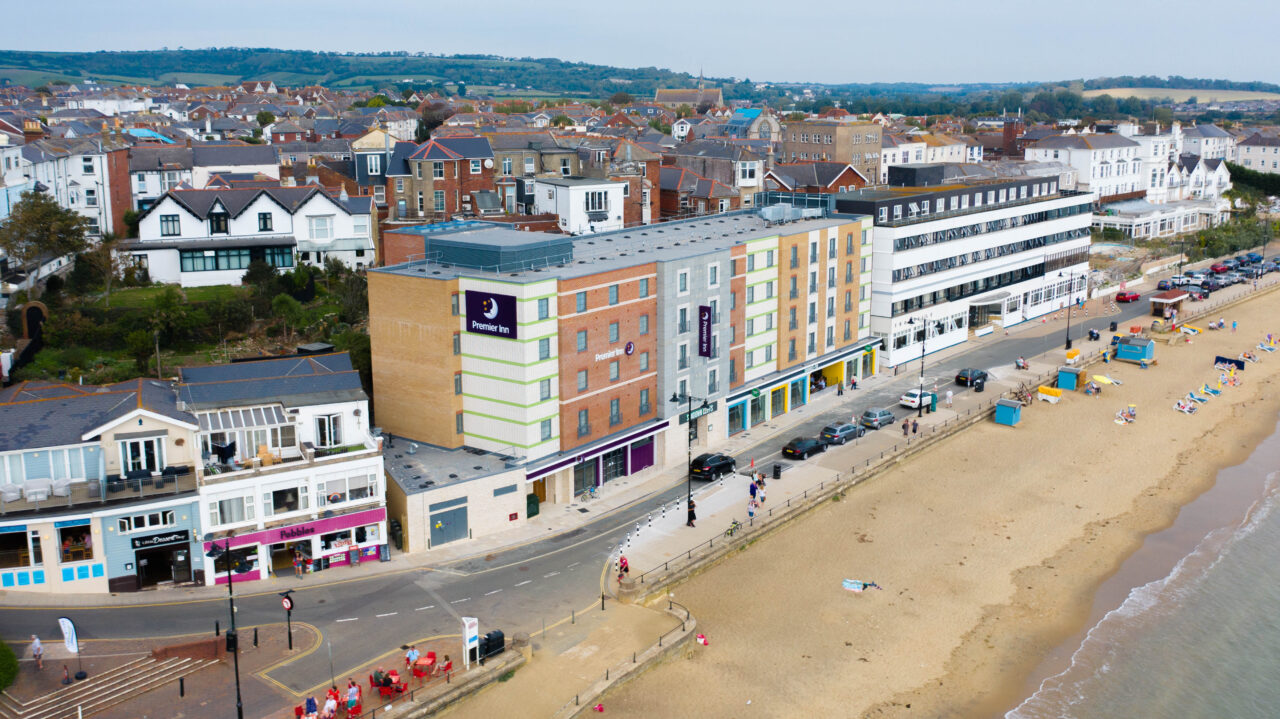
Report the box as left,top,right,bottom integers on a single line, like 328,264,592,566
128,146,195,172
0,379,193,453
1183,124,1231,139
659,166,736,198
1240,133,1280,147
144,186,357,221
1029,134,1138,151
177,353,366,410
409,136,494,161
191,144,278,167
768,161,866,189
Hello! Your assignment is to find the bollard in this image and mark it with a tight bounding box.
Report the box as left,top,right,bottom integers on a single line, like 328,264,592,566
601,593,605,611
572,609,576,624
253,627,258,647
606,668,610,680
179,677,184,698
633,652,637,663
215,620,220,637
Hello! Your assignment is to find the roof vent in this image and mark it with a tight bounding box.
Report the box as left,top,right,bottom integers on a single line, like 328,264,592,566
587,241,595,245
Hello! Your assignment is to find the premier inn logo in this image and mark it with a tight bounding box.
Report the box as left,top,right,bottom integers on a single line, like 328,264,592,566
465,292,518,339
595,347,626,362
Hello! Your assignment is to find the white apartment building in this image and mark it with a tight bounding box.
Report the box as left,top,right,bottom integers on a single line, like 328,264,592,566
1238,134,1280,174
880,134,927,183
836,167,1093,367
126,187,375,286
1025,134,1144,201
17,138,122,238
532,176,626,234
1179,124,1234,160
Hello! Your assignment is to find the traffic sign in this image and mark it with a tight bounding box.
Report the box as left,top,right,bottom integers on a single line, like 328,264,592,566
281,596,293,611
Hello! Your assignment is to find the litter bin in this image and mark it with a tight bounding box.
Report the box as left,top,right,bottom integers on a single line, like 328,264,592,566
526,492,540,519
929,392,938,412
1109,320,1118,332
974,378,985,393
772,463,782,480
389,519,403,551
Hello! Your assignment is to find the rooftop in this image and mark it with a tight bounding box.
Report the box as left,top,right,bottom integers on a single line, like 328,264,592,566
382,435,520,496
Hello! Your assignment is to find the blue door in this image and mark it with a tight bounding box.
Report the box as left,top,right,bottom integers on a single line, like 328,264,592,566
429,507,469,546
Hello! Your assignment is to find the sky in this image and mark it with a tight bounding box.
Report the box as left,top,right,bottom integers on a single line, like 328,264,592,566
7,0,1280,85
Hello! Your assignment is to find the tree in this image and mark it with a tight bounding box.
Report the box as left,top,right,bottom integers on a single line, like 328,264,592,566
366,95,387,108
271,293,305,343
148,286,195,343
255,110,276,127
0,191,91,297
335,272,368,325
81,233,126,307
550,114,573,127
609,91,634,106
125,329,154,374
675,104,693,118
456,82,467,97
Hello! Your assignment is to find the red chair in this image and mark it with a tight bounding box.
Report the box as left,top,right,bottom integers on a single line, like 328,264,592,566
367,675,376,692
345,703,362,718
412,666,426,680
378,685,394,699
294,705,305,718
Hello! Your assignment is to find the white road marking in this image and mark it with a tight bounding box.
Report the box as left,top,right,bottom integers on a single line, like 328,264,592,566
376,612,397,618
543,571,560,578
513,580,532,587
567,562,580,569
450,598,470,604
336,618,358,623
415,605,435,611
484,589,502,596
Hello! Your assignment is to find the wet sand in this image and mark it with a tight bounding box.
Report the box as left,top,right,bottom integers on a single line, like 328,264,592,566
595,292,1280,718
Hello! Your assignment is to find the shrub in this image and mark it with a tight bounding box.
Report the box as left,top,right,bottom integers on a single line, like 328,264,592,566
0,641,17,690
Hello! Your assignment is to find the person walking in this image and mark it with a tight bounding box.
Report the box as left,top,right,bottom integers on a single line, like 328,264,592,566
902,419,909,437
911,419,919,435
30,635,42,670
945,389,953,408
757,482,766,505
747,499,757,520
748,480,758,501
686,498,697,528
293,550,304,579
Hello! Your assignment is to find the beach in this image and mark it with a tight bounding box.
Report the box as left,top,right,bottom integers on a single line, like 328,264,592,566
591,289,1280,718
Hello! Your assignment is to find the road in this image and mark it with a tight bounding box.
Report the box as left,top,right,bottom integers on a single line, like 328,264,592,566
0,292,1159,699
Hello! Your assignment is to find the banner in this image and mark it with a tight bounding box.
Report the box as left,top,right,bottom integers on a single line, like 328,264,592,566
58,616,78,655
697,305,712,357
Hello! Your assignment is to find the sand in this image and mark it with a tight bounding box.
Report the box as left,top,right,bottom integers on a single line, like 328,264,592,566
593,291,1280,719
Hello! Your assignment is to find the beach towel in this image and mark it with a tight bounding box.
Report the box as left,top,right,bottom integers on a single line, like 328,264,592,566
843,579,881,593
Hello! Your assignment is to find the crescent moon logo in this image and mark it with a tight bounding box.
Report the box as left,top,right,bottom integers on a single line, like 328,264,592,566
483,297,499,319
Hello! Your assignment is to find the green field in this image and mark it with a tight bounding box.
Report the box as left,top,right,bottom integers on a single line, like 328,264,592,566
1083,87,1280,102
95,285,243,309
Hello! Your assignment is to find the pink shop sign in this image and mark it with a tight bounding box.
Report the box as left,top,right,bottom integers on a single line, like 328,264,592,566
204,507,387,551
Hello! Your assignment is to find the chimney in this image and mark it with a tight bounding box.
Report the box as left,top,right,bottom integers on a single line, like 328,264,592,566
23,119,43,141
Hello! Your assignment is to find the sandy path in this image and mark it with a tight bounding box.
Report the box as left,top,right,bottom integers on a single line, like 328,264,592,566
596,292,1280,719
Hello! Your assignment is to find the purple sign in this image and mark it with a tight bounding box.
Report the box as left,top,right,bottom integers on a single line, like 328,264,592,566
697,305,712,357
465,291,518,339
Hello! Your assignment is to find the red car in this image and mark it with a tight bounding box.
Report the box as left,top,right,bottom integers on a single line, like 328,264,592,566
1210,263,1231,274
1115,291,1141,303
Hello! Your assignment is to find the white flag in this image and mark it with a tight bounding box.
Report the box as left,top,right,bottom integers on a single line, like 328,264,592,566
58,617,79,654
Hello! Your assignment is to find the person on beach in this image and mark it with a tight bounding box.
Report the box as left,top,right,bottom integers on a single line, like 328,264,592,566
30,635,42,670
945,389,953,408
1232,320,1238,333
687,498,697,527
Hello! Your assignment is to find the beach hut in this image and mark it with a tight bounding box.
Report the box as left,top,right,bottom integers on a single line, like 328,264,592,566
1149,289,1188,318
994,398,1023,426
1115,337,1156,364
1058,366,1084,391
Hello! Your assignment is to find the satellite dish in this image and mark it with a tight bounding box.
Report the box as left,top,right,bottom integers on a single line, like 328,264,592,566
483,158,494,168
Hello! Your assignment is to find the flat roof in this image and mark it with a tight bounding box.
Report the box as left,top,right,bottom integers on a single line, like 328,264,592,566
536,176,624,187
382,434,519,495
372,211,861,283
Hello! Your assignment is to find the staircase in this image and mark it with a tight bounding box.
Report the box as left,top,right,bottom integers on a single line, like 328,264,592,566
0,655,219,719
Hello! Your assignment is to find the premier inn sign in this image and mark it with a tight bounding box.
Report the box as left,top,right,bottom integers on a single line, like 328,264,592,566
465,292,518,339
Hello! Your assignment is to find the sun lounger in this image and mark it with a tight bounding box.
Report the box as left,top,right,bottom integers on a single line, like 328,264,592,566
1201,384,1222,396
1173,401,1198,414
1187,392,1209,403
1258,343,1276,352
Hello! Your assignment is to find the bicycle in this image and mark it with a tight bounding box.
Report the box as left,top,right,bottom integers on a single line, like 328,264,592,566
724,519,742,538
578,486,597,502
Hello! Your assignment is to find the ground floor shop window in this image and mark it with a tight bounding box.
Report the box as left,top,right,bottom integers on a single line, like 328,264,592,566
790,379,806,408
750,396,766,425
0,531,40,568
355,524,379,544
214,546,258,574
770,388,786,417
602,448,627,483
573,460,597,493
728,403,746,435
320,530,353,552
58,525,93,562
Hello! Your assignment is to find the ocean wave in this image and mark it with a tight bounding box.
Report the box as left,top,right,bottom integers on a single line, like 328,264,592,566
1006,471,1280,718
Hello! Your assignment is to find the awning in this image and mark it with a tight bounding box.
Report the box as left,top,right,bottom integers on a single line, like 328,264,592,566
198,405,289,432
969,290,1011,305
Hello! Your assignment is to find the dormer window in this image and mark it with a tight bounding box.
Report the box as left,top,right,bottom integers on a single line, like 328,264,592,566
209,212,229,234
366,154,381,175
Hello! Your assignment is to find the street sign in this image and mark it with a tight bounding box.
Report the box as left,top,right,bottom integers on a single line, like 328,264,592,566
679,401,718,424
281,596,293,611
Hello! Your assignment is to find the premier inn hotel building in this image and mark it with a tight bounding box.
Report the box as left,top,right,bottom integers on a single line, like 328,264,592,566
368,210,878,549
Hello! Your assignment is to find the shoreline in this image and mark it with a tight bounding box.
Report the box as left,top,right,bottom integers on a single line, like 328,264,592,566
593,288,1280,718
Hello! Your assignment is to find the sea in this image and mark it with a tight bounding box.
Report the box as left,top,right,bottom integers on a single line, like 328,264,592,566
1007,415,1280,719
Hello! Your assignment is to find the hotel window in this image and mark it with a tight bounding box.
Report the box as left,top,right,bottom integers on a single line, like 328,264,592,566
160,214,180,236
577,370,588,391
452,332,461,354
709,264,719,287
119,437,164,473
576,291,587,312
577,330,588,351
433,162,444,179
538,298,549,320
639,351,649,371
540,419,552,442
827,267,836,288
608,285,619,305
609,321,620,343
678,270,689,294
639,314,649,334
451,294,460,315
538,337,551,360
609,361,620,382
456,413,464,434
315,413,342,448
639,278,650,298
766,250,775,267
846,233,854,254
578,409,590,437
453,373,462,395
828,237,836,259
639,388,651,415
678,307,688,333
540,378,552,401
678,343,688,369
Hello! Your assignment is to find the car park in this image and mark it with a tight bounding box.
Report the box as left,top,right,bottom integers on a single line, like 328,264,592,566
820,422,864,445
955,368,988,386
782,437,827,459
899,389,936,409
689,453,736,479
1116,291,1141,302
859,408,896,429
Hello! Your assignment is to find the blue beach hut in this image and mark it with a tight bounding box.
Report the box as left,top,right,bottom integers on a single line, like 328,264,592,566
994,398,1023,426
1058,366,1083,391
1115,337,1155,364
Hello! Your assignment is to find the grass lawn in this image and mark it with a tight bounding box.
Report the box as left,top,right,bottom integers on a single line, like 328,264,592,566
1083,87,1280,102
96,285,243,309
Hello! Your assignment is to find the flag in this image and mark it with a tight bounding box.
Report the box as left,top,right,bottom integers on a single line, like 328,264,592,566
58,617,79,655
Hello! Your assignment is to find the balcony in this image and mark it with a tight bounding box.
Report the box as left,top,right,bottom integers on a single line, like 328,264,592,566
707,382,719,395
639,402,651,416
0,467,198,517
678,357,689,370
789,289,799,299
197,435,381,487
789,319,798,330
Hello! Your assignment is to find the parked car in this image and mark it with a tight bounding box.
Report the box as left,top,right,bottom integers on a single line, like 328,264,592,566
1247,252,1264,263
782,437,827,459
689,453,735,479
1170,275,1192,287
1184,284,1206,298
1223,259,1240,270
899,389,936,409
955,368,988,386
1210,263,1231,274
1201,277,1222,291
1157,279,1172,291
1242,267,1263,280
1262,262,1277,274
1115,291,1141,303
820,422,864,445
859,408,896,429
1235,256,1254,267
1220,272,1242,286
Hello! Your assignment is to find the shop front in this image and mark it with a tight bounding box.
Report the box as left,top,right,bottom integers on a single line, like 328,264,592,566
101,499,202,592
0,516,106,594
201,507,387,585
527,420,667,504
131,530,194,588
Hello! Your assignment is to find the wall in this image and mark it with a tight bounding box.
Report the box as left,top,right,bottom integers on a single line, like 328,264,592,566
368,272,463,447
399,467,526,552
99,498,201,591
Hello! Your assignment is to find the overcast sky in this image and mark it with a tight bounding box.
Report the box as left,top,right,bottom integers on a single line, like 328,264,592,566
8,0,1278,85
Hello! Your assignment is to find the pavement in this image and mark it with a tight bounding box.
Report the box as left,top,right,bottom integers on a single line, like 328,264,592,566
2,251,1276,719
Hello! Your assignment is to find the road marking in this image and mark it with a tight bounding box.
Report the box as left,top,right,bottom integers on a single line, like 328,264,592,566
484,589,502,596
543,571,560,578
336,618,358,623
450,598,470,604
513,580,532,587
415,605,434,611
567,562,580,569
376,612,397,618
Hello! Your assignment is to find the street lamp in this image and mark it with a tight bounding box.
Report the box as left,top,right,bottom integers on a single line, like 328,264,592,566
1059,271,1075,351
907,317,926,418
669,391,708,521
206,535,252,719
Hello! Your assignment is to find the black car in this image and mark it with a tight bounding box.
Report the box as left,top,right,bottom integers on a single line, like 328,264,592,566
1201,277,1222,291
782,437,827,459
955,368,989,386
689,453,735,479
820,422,865,445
